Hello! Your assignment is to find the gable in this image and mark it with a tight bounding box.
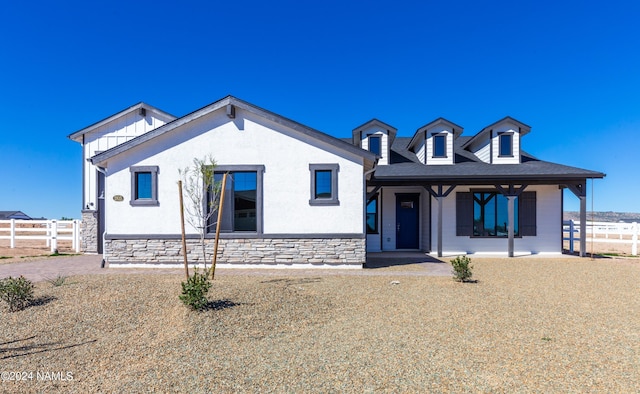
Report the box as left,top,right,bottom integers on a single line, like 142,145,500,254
408,118,464,166
91,96,376,169
68,103,176,143
0,211,31,220
462,116,531,164
351,119,397,166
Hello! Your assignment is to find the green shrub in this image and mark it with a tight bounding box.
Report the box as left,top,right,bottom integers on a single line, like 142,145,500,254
451,256,474,282
179,269,212,311
0,276,35,312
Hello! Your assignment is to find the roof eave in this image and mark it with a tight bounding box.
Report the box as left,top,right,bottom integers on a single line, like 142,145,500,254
68,102,177,142
91,96,377,165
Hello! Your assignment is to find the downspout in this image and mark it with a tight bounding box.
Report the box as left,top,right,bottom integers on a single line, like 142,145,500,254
81,134,86,210
95,165,107,268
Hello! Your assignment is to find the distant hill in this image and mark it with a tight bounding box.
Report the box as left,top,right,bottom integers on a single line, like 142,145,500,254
564,211,640,223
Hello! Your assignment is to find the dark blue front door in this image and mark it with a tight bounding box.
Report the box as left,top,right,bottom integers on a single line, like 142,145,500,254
396,194,420,249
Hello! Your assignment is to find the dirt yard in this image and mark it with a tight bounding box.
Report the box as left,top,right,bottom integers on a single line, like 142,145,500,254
0,256,638,392
0,240,75,264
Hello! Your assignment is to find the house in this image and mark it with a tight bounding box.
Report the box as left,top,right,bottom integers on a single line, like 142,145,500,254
69,96,604,268
0,211,33,220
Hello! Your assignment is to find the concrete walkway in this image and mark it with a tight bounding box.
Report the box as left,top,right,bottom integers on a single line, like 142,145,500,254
0,253,453,282
0,255,108,282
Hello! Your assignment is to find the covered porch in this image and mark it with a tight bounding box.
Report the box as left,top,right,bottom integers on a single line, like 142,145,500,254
366,179,597,258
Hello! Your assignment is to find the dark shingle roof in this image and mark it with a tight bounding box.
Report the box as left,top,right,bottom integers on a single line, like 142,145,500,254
0,211,31,220
373,134,605,183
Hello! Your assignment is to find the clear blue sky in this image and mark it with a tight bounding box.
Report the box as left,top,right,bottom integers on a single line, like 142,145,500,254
1,0,638,219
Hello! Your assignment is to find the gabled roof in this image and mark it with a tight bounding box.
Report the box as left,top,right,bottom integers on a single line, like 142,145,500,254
0,211,31,220
91,96,377,166
461,116,531,150
351,119,398,146
374,135,605,183
407,117,464,151
68,102,177,142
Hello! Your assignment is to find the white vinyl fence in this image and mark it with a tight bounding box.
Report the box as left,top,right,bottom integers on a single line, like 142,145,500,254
0,219,81,253
563,220,638,256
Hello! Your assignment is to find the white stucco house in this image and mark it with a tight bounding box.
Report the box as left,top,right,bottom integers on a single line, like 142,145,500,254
69,96,604,268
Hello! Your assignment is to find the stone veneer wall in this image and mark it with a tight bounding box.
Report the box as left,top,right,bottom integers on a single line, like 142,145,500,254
81,210,98,253
105,237,365,267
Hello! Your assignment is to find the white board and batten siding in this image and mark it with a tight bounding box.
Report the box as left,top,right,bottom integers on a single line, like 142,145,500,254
82,110,174,209
432,185,562,255
103,107,365,236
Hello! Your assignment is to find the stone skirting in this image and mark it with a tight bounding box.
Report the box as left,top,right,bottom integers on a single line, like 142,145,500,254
104,237,366,267
81,210,98,253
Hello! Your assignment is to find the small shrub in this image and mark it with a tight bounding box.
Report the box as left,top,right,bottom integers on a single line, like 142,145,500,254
0,276,35,312
451,256,474,282
45,274,68,287
179,269,212,311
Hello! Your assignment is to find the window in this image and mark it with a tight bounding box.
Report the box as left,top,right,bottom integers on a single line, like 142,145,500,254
473,192,518,237
366,197,378,234
457,191,536,237
130,166,159,206
499,133,513,156
433,134,446,158
368,135,381,156
208,165,264,233
309,164,339,205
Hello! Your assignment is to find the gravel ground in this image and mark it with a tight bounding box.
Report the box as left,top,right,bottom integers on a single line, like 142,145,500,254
1,257,639,393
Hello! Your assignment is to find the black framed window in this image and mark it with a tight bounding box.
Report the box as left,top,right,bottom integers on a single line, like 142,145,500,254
309,164,339,205
457,191,536,237
366,197,378,234
473,192,518,237
433,134,446,158
499,133,513,156
130,166,159,206
368,135,381,156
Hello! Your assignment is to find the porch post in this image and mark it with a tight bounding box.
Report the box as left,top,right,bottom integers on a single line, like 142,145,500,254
580,195,587,257
424,184,456,258
437,196,444,257
566,181,588,258
507,196,516,257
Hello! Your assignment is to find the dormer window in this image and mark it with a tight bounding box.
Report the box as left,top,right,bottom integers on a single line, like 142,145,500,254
368,135,381,156
433,134,447,158
352,119,397,166
499,133,513,157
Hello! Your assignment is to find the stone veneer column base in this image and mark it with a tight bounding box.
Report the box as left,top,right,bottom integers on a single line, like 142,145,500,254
104,237,365,268
81,210,98,254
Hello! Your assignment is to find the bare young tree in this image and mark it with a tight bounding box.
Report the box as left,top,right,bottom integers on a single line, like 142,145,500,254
178,156,222,270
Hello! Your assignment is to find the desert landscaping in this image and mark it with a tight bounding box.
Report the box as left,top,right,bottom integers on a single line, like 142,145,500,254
1,240,638,393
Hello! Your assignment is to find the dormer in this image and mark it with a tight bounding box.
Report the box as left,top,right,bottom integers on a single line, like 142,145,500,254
461,116,531,164
352,119,397,165
407,118,463,165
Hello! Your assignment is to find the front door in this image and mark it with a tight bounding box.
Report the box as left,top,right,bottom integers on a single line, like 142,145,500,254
396,194,420,249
